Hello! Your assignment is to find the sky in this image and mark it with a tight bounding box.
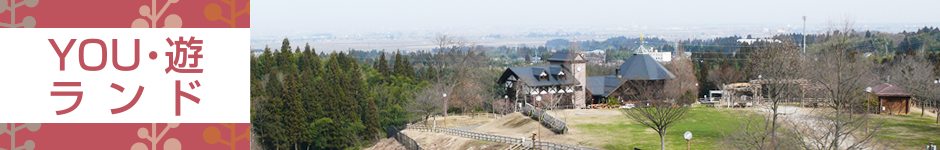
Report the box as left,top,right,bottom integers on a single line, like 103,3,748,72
252,0,940,35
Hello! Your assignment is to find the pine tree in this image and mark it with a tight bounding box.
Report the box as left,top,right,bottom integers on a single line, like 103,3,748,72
262,70,287,148
376,52,389,75
403,57,415,77
261,45,274,73
282,73,309,148
250,52,258,80
393,51,406,77
426,66,437,80
280,38,291,55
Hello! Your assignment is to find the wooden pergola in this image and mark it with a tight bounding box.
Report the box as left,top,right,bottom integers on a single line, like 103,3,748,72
738,78,826,107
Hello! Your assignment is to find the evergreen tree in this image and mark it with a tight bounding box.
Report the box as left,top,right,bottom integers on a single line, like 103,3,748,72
283,73,309,148
403,57,415,77
376,52,389,75
261,45,274,73
280,38,291,55
250,52,259,80
261,69,287,148
392,51,413,77
426,66,437,80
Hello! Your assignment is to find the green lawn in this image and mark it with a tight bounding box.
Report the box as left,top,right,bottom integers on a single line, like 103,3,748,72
572,107,745,150
875,112,940,149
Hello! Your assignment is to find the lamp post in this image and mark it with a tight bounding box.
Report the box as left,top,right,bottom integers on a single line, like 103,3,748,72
684,131,693,150
935,79,939,124
536,95,542,149
758,75,763,104
443,93,447,128
865,86,872,132
504,95,509,114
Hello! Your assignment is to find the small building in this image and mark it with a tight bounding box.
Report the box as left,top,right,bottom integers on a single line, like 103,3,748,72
586,76,624,104
867,83,912,115
635,45,672,62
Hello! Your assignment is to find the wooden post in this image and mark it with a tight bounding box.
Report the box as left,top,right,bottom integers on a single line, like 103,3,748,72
687,139,691,150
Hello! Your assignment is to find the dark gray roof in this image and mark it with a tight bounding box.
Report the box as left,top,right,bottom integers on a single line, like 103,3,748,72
586,76,623,97
546,52,586,62
615,54,676,80
497,65,579,87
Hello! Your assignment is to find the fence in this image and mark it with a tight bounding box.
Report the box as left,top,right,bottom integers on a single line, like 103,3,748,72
387,125,424,150
522,103,569,134
407,124,593,150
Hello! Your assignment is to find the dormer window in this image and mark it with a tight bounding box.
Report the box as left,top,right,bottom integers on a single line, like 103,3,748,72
539,71,548,80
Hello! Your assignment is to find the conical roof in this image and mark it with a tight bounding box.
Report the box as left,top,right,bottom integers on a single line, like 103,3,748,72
616,54,676,80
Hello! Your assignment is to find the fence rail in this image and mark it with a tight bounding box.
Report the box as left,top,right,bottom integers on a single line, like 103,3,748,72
522,103,569,134
387,125,424,150
407,125,594,150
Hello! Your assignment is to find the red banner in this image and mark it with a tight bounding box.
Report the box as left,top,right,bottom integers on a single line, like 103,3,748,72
1,0,250,28
1,123,251,150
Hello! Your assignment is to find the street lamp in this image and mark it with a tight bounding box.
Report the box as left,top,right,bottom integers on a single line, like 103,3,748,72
684,131,693,150
443,93,447,128
504,95,510,113
535,96,542,149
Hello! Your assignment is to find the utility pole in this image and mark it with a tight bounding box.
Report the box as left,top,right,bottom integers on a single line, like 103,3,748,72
884,37,889,56
802,16,807,56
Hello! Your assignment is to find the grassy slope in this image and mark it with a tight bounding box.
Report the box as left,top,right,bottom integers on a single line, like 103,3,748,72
571,107,742,150
875,111,940,149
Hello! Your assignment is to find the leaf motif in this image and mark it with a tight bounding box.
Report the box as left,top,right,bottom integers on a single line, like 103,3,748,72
139,5,151,17
163,14,182,28
131,18,149,28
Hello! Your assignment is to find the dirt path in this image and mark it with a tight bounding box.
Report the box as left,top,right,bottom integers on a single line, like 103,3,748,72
417,114,497,128
453,124,482,130
771,106,869,149
362,138,406,150
470,112,580,145
401,130,511,150
911,106,939,118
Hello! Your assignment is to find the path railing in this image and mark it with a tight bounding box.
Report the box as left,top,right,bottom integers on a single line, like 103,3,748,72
407,124,594,150
522,103,569,134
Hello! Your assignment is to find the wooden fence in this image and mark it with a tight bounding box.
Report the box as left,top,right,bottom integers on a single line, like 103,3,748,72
522,103,569,134
407,125,594,150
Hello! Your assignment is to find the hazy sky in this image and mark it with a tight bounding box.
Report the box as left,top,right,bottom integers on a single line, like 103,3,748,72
252,0,940,34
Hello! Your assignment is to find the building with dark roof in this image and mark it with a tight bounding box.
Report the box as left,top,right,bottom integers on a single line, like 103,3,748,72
867,83,912,115
585,75,623,104
586,54,676,104
498,52,587,108
498,53,675,109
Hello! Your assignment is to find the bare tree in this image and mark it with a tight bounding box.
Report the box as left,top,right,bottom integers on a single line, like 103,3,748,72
433,34,455,54
723,40,803,149
489,97,514,115
889,55,940,123
408,83,445,125
664,47,699,106
707,61,746,107
428,34,489,122
620,80,687,150
796,17,883,150
722,111,802,150
621,100,688,150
